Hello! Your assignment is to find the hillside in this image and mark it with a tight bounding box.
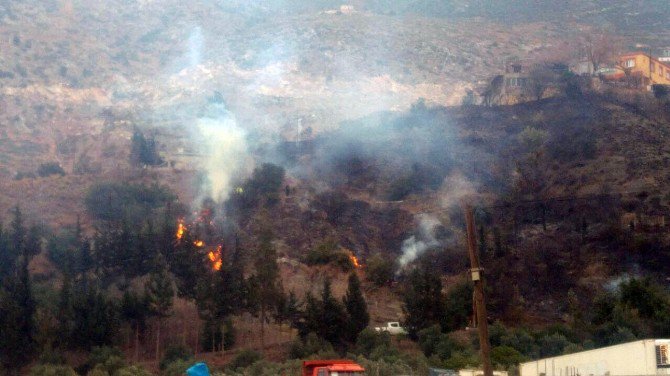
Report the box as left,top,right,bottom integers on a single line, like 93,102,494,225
3,1,670,374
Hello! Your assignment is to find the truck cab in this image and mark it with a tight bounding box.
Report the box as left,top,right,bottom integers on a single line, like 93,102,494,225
374,321,408,335
302,360,366,376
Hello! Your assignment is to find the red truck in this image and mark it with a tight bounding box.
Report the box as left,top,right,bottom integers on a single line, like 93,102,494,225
302,359,366,376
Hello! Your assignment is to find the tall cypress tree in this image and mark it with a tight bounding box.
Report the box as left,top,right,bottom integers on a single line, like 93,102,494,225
402,266,446,338
10,206,25,265
343,272,369,342
56,273,75,349
145,253,174,360
121,290,150,362
319,278,347,346
0,220,14,283
0,250,36,374
252,230,281,354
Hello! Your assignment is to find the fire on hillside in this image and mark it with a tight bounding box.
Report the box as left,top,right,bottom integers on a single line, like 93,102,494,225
175,217,222,271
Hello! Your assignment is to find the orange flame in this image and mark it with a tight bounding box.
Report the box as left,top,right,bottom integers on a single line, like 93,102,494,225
176,219,186,240
194,240,204,247
208,245,223,271
349,252,361,269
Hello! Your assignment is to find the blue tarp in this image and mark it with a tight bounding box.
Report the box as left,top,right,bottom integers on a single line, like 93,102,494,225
186,362,210,376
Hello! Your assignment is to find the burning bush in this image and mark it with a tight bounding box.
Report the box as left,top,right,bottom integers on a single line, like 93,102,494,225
304,240,355,271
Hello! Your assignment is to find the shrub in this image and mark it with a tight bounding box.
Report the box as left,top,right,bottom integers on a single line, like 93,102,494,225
160,344,193,370
162,359,192,376
355,329,393,358
537,333,570,357
491,346,526,368
365,253,396,286
231,163,285,210
116,365,152,376
85,182,176,222
15,171,37,180
84,347,125,375
37,162,66,177
288,333,334,359
29,365,78,376
303,241,354,271
228,349,262,370
130,129,163,166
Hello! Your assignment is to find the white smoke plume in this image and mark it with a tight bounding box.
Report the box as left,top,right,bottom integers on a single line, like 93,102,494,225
197,103,253,203
398,214,442,268
188,26,204,68
439,171,477,209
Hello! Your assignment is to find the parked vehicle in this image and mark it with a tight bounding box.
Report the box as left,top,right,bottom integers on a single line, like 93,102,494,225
302,359,365,376
374,321,408,335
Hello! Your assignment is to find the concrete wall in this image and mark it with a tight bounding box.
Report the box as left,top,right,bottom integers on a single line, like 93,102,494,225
520,339,665,376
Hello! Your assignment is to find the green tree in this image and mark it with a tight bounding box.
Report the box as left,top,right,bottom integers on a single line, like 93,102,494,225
0,251,36,374
130,128,163,166
443,280,473,331
250,230,281,354
70,285,119,349
402,266,446,337
120,290,150,362
365,253,396,287
170,227,204,298
318,278,347,346
343,272,369,342
10,206,26,263
145,253,174,361
56,274,74,349
0,220,15,281
491,345,526,368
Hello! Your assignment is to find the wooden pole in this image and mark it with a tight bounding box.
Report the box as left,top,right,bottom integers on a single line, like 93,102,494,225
464,204,493,376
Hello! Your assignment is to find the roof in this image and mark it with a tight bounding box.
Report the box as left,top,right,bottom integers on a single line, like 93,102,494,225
619,52,670,70
520,339,670,366
328,364,366,372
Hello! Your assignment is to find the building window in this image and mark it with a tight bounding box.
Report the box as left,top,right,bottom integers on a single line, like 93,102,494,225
656,344,670,367
624,59,635,68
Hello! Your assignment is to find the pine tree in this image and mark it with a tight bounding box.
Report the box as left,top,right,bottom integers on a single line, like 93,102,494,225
319,278,347,346
0,250,36,374
10,206,25,263
251,230,281,354
25,224,41,257
286,290,302,333
70,284,119,349
301,292,321,338
0,221,14,283
121,290,150,362
402,266,446,338
78,240,94,281
343,272,369,342
56,273,74,349
145,253,174,360
170,227,204,298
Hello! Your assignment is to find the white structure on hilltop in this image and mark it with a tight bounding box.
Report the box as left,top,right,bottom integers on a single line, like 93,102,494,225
520,339,670,376
659,48,670,63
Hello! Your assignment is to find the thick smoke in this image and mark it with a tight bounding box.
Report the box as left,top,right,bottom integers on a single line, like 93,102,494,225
439,171,478,209
398,214,442,268
197,102,253,204
188,26,204,68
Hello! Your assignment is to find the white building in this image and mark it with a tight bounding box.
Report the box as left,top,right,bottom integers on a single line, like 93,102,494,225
659,48,670,63
520,339,670,376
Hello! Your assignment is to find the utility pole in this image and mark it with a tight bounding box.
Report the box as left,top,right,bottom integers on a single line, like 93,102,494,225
464,204,493,376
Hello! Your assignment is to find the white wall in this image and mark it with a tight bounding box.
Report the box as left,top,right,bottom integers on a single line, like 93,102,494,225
520,340,664,376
